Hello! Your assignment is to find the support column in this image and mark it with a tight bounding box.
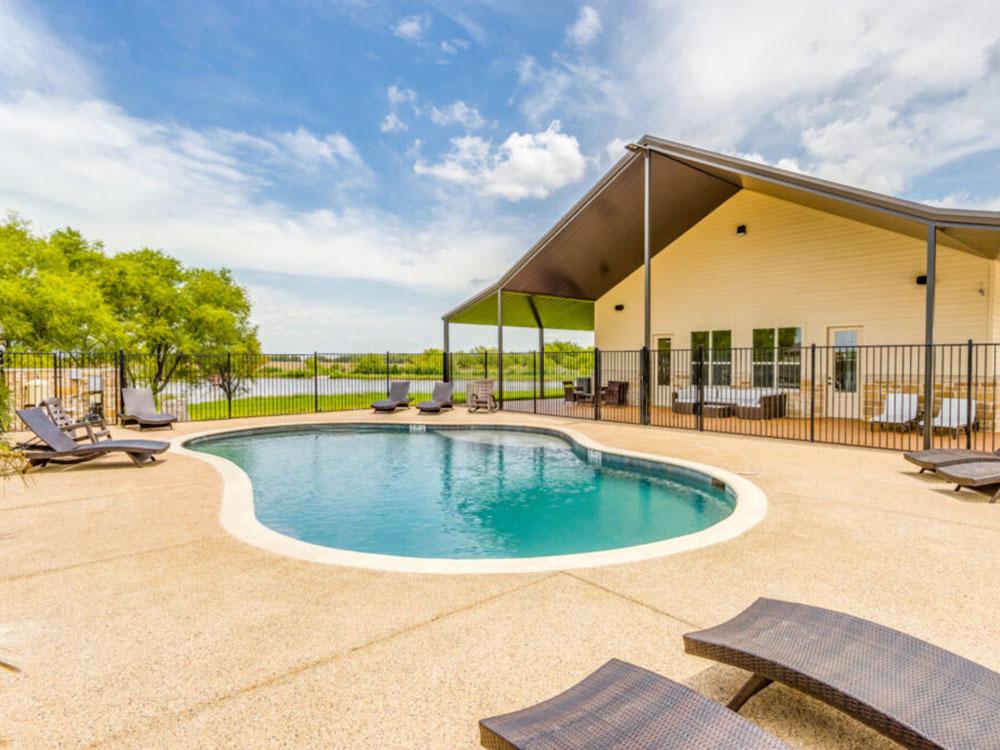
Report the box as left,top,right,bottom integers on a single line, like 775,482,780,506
923,224,937,450
640,147,652,425
538,326,545,400
497,289,504,409
442,320,450,382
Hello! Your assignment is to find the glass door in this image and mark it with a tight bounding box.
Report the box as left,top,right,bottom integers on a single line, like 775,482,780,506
654,336,672,406
827,327,861,419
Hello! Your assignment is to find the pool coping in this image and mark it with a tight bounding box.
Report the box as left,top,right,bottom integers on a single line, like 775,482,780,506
170,420,769,575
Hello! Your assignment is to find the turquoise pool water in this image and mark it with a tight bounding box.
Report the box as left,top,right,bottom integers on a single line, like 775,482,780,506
191,426,735,559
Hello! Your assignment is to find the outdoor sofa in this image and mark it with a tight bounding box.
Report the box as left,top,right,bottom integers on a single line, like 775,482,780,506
416,382,454,414
481,597,1000,750
671,386,786,420
372,381,411,412
121,388,178,429
17,407,168,468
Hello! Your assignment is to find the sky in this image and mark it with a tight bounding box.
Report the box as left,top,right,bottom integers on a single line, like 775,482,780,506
2,0,1000,353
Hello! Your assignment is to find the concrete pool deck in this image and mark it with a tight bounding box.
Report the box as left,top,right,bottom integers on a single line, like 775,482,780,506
2,409,1000,748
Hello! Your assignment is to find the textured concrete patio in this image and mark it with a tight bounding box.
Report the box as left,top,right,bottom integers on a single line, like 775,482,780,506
2,409,1000,748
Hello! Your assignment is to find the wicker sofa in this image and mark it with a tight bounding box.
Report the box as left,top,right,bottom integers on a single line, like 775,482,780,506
672,385,787,420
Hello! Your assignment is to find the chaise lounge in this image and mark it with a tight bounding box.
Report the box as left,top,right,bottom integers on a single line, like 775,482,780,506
372,381,411,412
17,407,169,468
903,445,1000,473
934,462,1000,502
479,658,791,750
684,597,1000,749
672,386,786,420
416,382,454,414
121,388,178,429
867,392,918,431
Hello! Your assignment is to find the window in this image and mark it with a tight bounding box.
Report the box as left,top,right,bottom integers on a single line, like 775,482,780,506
691,330,732,386
752,327,802,389
656,337,671,386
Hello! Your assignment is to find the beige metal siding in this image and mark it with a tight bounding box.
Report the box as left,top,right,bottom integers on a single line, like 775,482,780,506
596,190,994,350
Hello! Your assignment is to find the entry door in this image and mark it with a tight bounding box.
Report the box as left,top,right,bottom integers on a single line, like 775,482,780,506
827,327,862,419
653,336,673,407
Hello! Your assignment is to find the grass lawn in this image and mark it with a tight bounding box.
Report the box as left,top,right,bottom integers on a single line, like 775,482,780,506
185,388,567,420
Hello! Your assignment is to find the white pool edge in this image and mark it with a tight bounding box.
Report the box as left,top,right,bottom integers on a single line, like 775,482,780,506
170,420,769,575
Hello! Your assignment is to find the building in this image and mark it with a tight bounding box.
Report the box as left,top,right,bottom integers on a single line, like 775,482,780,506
443,138,1000,448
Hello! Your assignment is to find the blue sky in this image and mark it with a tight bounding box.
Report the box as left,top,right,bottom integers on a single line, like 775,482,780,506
2,0,999,351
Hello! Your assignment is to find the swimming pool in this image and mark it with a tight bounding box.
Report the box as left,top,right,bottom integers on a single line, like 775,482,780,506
187,425,746,568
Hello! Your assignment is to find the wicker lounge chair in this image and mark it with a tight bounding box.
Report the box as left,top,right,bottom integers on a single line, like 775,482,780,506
372,381,411,412
17,407,168,468
935,462,1000,502
468,380,497,413
903,446,1000,473
479,658,790,750
42,396,111,442
684,597,1000,749
867,392,918,431
416,382,454,414
121,388,177,429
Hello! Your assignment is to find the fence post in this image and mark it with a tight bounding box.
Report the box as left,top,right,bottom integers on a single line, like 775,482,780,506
593,348,602,421
809,343,816,442
967,339,974,450
640,346,650,425
385,351,390,396
442,350,449,383
498,349,504,410
696,344,705,432
52,351,60,402
314,351,320,413
117,349,126,422
532,351,537,414
224,352,232,419
483,349,488,380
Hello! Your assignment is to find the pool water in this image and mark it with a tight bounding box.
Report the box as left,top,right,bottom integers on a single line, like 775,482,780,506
191,427,735,559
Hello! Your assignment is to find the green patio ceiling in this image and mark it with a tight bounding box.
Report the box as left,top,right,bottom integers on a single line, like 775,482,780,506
447,291,594,331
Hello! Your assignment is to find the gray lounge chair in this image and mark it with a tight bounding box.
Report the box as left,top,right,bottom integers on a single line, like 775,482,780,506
935,462,1000,502
372,381,411,412
684,598,1000,749
42,396,111,442
479,658,790,750
417,382,454,414
17,407,168,468
121,388,177,429
904,446,1000,473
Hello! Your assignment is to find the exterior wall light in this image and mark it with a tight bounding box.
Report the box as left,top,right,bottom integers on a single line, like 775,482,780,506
916,275,928,285
736,224,747,236
614,304,625,312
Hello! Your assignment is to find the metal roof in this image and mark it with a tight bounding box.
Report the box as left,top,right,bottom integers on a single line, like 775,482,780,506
444,136,1000,329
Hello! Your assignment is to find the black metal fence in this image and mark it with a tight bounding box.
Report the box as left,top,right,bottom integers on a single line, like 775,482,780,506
1,344,997,452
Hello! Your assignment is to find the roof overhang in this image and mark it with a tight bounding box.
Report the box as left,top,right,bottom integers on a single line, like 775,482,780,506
444,136,1000,329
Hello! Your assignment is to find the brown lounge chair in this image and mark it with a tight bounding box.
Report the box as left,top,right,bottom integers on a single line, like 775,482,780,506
121,388,177,429
17,407,168,468
904,446,1000,473
935,462,1000,502
684,598,1000,749
479,658,790,750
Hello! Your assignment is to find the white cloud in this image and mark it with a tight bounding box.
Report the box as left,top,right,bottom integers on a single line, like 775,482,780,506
605,137,629,163
566,6,601,47
379,111,407,133
393,14,429,42
926,192,1000,211
387,84,417,106
0,0,91,96
414,121,587,201
429,100,485,130
440,38,469,55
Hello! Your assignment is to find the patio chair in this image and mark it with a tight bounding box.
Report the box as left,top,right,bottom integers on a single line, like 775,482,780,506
562,380,577,403
467,380,497,413
479,658,791,750
599,380,629,406
574,377,595,404
867,392,918,431
372,381,411,412
935,462,1000,502
121,388,177,429
903,445,1000,473
922,397,977,439
684,597,1000,749
42,396,111,443
416,382,454,414
17,407,168,468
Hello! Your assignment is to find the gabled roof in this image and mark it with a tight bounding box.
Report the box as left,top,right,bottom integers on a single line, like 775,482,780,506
444,136,1000,330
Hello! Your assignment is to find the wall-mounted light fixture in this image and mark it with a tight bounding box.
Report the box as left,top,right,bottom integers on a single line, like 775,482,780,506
736,224,747,236
614,304,625,312
916,275,928,285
